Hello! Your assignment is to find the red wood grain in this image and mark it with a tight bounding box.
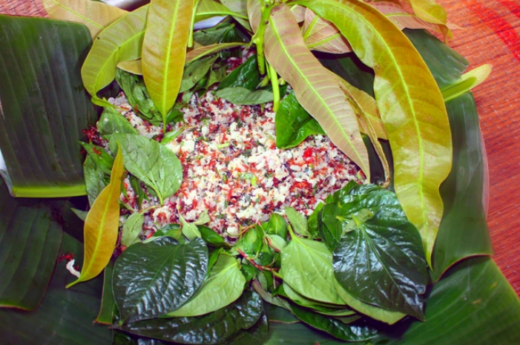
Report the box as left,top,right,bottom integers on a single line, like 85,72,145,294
1,0,519,295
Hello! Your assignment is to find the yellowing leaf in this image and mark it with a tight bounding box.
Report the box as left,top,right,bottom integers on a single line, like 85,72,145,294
302,9,351,54
296,0,452,266
67,146,125,288
142,0,193,119
441,64,492,102
42,0,127,38
259,4,370,178
81,5,148,99
118,59,143,75
406,0,447,25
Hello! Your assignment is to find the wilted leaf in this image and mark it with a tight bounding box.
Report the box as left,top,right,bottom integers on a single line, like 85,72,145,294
296,0,452,266
67,146,124,288
42,0,127,38
142,0,193,120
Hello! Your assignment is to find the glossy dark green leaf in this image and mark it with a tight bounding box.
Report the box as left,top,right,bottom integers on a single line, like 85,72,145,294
290,304,378,342
275,92,325,149
199,225,228,247
113,237,208,323
0,233,111,344
319,52,375,96
118,290,263,344
265,321,350,345
0,15,95,197
98,107,139,137
215,87,274,105
431,93,492,281
374,257,520,344
263,303,299,324
218,55,260,91
329,185,428,319
109,134,183,204
226,314,269,345
281,283,354,317
96,260,115,325
80,142,115,175
0,180,62,311
84,155,107,206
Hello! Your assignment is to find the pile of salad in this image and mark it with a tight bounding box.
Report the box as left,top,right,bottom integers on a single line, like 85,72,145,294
0,0,503,343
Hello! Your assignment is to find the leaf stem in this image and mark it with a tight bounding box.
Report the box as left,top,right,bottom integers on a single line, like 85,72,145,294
188,0,201,49
252,0,274,75
268,62,280,111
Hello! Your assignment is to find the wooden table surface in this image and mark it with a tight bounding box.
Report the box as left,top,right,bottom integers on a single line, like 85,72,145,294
1,0,520,295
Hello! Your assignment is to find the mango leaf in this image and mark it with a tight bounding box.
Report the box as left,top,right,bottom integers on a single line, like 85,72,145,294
302,9,350,54
67,146,124,288
81,5,148,100
119,290,262,344
0,15,95,198
218,54,260,90
290,304,378,342
84,156,106,206
42,0,127,38
113,237,208,323
275,92,325,149
279,233,343,305
259,4,370,179
441,64,492,103
118,60,143,75
0,180,62,311
296,0,452,266
406,0,448,27
121,212,145,247
328,185,428,319
97,107,139,137
374,257,520,344
166,254,246,317
109,134,183,204
95,260,115,324
195,0,247,22
142,0,193,120
0,233,112,344
220,0,252,31
215,87,274,105
186,42,245,64
180,55,219,93
284,207,309,237
431,93,493,281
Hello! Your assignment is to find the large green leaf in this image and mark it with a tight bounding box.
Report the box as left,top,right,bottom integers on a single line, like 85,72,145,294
81,5,148,100
431,93,492,281
374,257,520,344
0,180,62,311
0,15,95,197
113,237,208,323
118,290,263,344
142,0,193,120
166,254,246,317
0,233,112,344
327,185,428,319
252,3,370,178
295,0,452,266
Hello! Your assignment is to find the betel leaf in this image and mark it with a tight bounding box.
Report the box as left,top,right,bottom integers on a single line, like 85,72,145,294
110,134,183,204
98,107,139,137
179,213,202,241
328,185,428,319
119,290,263,345
275,92,325,149
80,142,115,175
254,3,370,178
0,233,112,344
113,237,208,323
166,254,246,317
42,0,127,38
67,146,125,288
121,212,145,247
81,5,148,101
296,0,452,266
0,15,94,198
0,180,62,311
218,55,260,91
373,257,520,345
142,0,193,120
285,207,309,237
215,87,274,105
83,156,106,206
226,314,269,345
199,225,228,247
431,93,492,281
279,233,343,305
180,55,219,93
290,304,378,342
281,283,354,316
266,213,287,239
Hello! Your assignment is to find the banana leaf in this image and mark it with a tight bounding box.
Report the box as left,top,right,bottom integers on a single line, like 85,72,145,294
0,15,95,198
